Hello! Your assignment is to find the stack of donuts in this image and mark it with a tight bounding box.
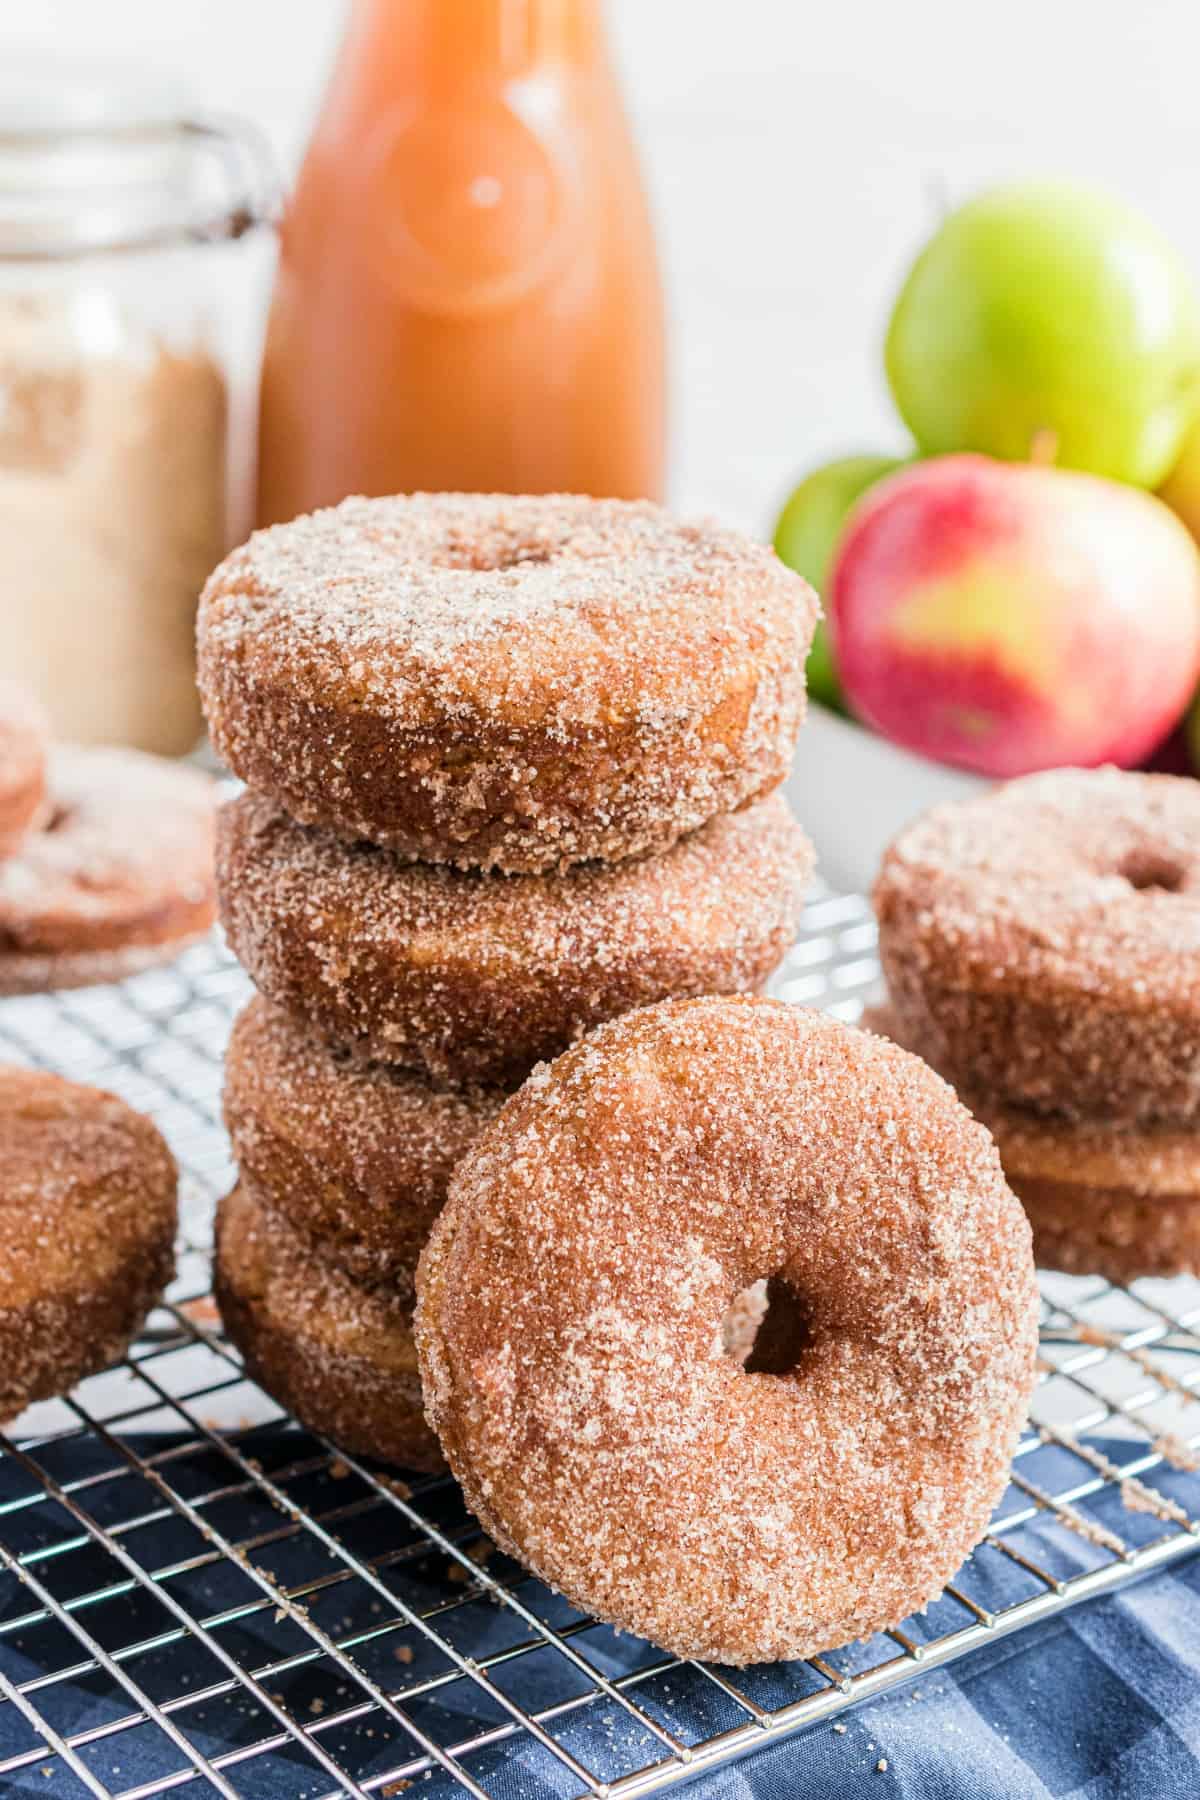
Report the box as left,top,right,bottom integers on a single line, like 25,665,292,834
197,491,819,1469
872,767,1200,1283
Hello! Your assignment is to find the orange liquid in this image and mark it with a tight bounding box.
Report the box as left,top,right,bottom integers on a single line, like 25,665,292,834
256,0,667,524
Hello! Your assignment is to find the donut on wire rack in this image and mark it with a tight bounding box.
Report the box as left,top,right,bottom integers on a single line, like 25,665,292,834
0,1067,177,1421
0,746,216,994
874,768,1200,1127
416,995,1038,1665
864,1003,1200,1281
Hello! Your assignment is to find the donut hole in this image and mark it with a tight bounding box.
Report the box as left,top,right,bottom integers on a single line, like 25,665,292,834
721,1276,811,1375
436,532,555,573
1117,850,1187,894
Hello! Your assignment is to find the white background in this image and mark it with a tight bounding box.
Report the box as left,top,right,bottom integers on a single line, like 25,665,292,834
8,0,1200,534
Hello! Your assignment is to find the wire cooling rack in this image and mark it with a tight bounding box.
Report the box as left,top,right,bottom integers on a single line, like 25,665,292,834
2,887,1200,1799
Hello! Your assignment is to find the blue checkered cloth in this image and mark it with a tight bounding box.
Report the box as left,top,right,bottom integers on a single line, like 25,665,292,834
3,1431,1199,1799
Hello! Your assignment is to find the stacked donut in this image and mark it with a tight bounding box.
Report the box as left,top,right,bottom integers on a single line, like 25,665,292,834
197,492,819,1468
872,768,1200,1282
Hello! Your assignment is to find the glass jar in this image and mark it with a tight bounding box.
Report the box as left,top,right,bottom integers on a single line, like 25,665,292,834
0,60,278,754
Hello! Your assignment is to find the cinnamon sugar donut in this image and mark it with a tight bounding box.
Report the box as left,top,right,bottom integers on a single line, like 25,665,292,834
0,683,48,856
224,997,506,1296
217,788,810,1084
864,1004,1200,1282
415,995,1038,1665
0,1067,177,1420
197,493,815,872
874,769,1200,1126
215,1182,441,1471
0,747,216,994
987,1111,1200,1283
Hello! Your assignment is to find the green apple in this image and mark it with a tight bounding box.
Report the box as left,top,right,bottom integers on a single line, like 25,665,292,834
1159,410,1200,543
773,453,906,710
886,181,1200,488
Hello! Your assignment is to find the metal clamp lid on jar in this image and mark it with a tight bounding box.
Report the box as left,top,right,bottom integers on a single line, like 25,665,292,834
0,57,281,260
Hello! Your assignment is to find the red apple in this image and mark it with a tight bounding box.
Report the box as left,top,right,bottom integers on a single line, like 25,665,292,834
829,454,1200,776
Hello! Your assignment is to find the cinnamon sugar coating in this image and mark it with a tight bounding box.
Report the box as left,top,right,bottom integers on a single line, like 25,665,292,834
0,682,48,856
874,769,1200,1125
217,788,811,1084
865,1003,1200,1281
197,493,815,872
1004,1176,1200,1283
215,1182,442,1471
224,997,507,1297
0,1067,177,1420
0,746,216,994
415,995,1038,1665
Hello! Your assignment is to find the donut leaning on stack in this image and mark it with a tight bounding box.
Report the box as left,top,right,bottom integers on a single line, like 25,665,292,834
871,768,1200,1282
198,491,819,1467
414,995,1038,1665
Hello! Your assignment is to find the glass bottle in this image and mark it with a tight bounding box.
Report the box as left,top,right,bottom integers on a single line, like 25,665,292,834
256,0,667,522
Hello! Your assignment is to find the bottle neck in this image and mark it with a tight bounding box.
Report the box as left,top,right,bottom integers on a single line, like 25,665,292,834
345,0,608,75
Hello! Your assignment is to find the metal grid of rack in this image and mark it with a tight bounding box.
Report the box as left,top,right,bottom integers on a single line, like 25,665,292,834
1,886,1199,1798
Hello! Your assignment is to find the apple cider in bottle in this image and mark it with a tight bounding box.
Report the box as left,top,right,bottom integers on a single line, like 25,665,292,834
256,0,667,522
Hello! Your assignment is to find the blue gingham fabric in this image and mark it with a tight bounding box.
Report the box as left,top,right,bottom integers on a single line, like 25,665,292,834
3,1431,1199,1800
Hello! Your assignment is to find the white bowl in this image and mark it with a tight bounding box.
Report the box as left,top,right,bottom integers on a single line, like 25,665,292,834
785,703,986,895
